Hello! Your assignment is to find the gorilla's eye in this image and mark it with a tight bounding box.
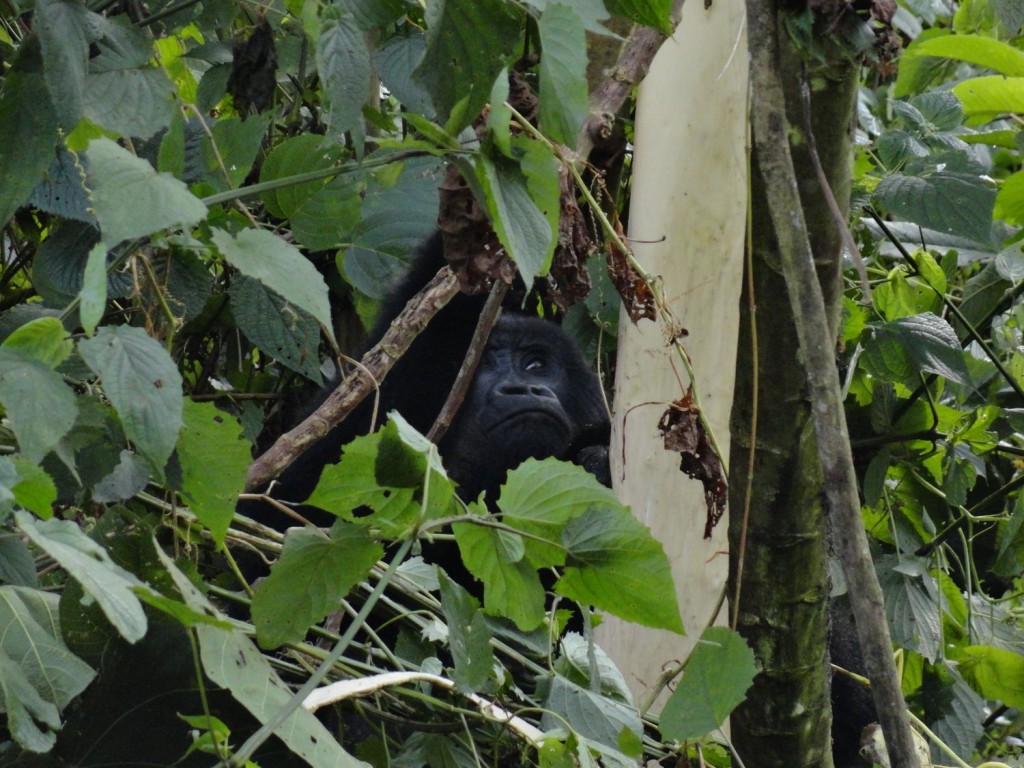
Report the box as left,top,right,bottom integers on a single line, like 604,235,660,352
523,354,547,372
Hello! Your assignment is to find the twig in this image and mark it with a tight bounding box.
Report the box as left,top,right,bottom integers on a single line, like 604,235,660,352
427,279,509,443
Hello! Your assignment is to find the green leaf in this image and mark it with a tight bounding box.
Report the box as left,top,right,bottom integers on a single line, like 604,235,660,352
29,144,94,222
0,650,61,752
253,523,383,648
259,134,346,218
557,507,684,633
604,0,672,33
957,645,1024,707
11,457,57,519
487,68,513,157
84,69,174,140
177,400,250,547
35,0,89,126
500,458,623,566
211,228,335,345
78,325,184,478
157,546,363,766
0,67,60,228
91,449,149,503
414,0,524,131
15,511,148,642
199,115,270,191
438,573,495,691
540,674,643,750
228,276,323,382
953,75,1024,118
994,168,1024,226
0,350,78,462
660,626,757,740
1,317,72,369
0,535,37,587
471,148,557,289
874,172,995,246
907,34,1024,76
0,586,96,721
862,312,972,390
85,138,208,246
318,13,370,150
539,4,589,147
453,520,547,630
342,157,444,299
80,242,108,336
306,431,420,537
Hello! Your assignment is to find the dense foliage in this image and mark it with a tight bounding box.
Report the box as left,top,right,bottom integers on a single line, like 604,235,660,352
0,1,763,766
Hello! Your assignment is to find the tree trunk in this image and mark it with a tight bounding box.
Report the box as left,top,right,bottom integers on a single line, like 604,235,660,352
727,18,859,768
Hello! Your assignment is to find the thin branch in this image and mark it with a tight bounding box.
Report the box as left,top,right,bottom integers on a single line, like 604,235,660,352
746,0,919,765
245,267,460,491
427,279,509,444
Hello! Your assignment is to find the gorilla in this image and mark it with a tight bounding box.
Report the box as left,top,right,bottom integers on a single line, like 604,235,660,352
259,231,611,515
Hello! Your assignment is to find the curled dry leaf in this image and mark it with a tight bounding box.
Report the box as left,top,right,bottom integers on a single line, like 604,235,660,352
607,223,656,323
658,391,727,538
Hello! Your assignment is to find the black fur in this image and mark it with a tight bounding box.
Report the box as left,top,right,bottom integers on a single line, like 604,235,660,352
261,232,610,513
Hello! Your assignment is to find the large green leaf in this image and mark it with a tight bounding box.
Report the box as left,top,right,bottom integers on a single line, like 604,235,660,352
35,0,89,126
874,172,996,246
78,325,184,478
907,34,1024,76
199,115,270,191
538,4,589,147
252,523,383,649
660,626,757,740
177,400,251,547
470,144,559,289
85,138,208,246
228,275,323,382
862,312,972,391
414,0,524,131
0,350,77,463
540,675,643,750
499,458,623,566
557,506,684,633
84,69,174,140
259,134,347,219
438,573,495,691
317,12,370,149
957,645,1024,707
0,586,95,752
953,75,1024,118
211,228,335,345
0,68,60,228
15,511,148,643
604,0,672,33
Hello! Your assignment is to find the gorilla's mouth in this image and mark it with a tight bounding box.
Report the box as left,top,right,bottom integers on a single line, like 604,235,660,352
489,409,571,435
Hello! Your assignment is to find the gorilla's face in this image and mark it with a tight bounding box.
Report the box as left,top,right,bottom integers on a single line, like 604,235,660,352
441,315,606,500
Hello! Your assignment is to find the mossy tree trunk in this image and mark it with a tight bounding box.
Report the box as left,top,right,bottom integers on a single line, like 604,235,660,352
727,15,859,768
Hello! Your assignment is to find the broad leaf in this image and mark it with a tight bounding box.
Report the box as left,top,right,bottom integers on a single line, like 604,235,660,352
953,75,1024,118
0,350,77,462
604,0,672,32
15,511,148,643
177,400,251,547
660,626,757,740
199,115,270,191
438,573,495,691
862,312,972,390
1,317,72,369
415,0,524,131
10,457,57,519
78,325,184,478
907,34,1024,76
85,69,174,140
85,138,207,246
252,523,383,649
211,228,335,345
0,68,60,228
541,675,643,750
874,172,996,246
318,12,370,150
35,0,89,126
80,242,108,336
957,645,1024,707
539,4,589,147
229,276,323,382
557,507,684,633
